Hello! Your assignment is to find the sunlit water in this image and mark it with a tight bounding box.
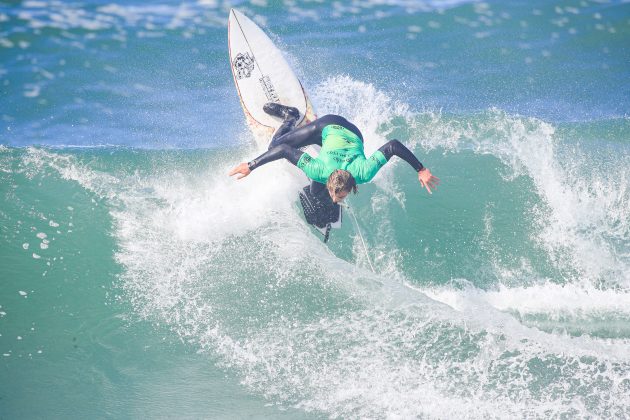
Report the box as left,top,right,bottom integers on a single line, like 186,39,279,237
1,0,629,418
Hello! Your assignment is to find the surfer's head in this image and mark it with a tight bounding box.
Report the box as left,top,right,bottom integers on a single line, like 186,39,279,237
327,170,357,203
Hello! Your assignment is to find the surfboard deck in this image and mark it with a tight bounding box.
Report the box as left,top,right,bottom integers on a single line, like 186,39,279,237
227,8,342,240
228,8,316,144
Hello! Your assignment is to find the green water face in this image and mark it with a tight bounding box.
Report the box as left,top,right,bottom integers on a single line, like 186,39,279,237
2,82,629,417
1,127,628,417
0,147,320,418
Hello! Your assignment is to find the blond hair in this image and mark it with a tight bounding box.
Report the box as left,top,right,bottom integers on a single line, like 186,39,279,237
326,170,357,199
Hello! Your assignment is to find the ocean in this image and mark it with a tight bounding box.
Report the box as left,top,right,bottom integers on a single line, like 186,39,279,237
1,0,629,418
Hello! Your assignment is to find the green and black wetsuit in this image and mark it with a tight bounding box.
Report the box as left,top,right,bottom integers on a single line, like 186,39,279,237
248,110,424,194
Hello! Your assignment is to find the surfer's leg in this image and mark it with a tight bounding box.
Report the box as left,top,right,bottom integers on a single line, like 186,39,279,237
265,103,301,148
270,117,299,146
269,113,364,150
269,119,323,149
264,102,299,121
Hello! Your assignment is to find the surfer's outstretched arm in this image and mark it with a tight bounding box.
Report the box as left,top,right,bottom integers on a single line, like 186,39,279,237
378,139,424,171
378,139,440,194
228,144,304,179
248,144,303,169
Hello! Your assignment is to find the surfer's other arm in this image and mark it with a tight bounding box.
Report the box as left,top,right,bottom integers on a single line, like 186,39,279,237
228,144,304,179
378,139,440,194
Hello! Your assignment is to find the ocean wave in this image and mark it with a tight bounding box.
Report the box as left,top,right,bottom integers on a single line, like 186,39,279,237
3,69,629,420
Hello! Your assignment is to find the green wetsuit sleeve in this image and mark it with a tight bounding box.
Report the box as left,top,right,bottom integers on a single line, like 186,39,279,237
352,150,388,183
297,153,328,184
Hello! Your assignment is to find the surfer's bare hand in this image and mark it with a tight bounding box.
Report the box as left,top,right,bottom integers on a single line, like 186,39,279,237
418,168,440,194
228,162,251,180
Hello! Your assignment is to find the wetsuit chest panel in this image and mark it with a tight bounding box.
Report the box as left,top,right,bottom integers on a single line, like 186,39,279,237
297,124,388,184
321,125,364,151
319,124,364,169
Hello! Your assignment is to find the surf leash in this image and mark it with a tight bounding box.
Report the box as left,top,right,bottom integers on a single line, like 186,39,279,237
340,203,376,273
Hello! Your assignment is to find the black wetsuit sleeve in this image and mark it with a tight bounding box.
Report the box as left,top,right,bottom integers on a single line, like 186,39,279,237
378,139,424,172
247,144,304,171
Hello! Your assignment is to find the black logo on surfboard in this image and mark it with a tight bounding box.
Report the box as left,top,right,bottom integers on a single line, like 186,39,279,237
259,75,279,103
233,52,255,79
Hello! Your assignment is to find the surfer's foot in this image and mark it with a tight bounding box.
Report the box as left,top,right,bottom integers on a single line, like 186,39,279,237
263,102,300,120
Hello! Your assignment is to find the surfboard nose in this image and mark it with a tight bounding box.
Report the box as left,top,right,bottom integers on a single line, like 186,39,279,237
230,8,243,19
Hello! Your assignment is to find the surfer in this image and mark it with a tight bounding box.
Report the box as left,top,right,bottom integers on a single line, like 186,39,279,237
229,103,439,203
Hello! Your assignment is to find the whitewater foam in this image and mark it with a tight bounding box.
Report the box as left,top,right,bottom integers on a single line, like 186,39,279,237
13,76,629,418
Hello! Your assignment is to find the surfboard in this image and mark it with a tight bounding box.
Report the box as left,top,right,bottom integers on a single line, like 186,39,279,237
228,8,317,143
227,8,342,241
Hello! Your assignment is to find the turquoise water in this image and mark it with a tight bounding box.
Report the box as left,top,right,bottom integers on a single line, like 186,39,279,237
2,0,630,418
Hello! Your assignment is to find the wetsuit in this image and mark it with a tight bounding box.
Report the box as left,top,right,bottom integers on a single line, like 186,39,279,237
247,108,424,194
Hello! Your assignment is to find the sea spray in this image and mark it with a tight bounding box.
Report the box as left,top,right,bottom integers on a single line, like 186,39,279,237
2,0,629,417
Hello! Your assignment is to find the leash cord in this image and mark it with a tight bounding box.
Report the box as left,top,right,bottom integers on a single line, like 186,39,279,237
341,203,376,273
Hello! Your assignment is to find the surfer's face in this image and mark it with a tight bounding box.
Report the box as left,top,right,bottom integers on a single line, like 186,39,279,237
331,189,349,203
326,169,356,203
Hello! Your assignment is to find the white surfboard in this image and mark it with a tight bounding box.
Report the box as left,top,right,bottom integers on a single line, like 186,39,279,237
228,8,317,144
228,9,342,238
